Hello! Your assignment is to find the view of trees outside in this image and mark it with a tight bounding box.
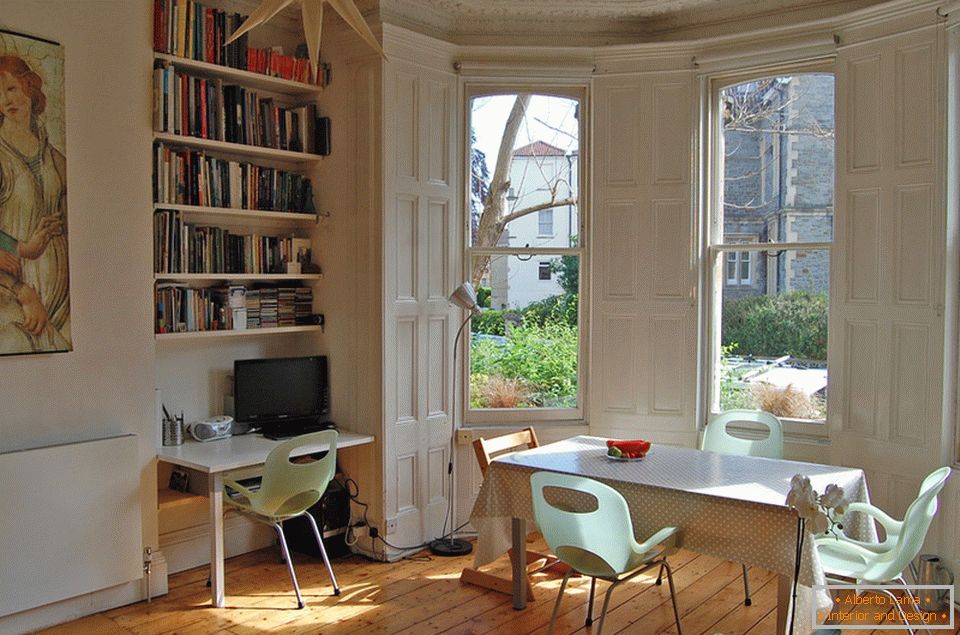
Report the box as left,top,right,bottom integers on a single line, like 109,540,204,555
716,75,834,421
467,94,580,410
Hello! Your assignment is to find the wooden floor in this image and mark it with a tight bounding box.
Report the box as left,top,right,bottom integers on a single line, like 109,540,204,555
40,539,958,635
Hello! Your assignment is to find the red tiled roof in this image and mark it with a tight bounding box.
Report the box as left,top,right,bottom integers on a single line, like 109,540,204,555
512,141,566,157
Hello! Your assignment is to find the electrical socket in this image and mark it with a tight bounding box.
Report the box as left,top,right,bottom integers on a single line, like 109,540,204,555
456,429,473,445
386,517,398,535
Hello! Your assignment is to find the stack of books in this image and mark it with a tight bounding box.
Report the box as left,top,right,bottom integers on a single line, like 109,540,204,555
154,284,313,334
153,0,323,85
153,65,329,154
153,144,315,212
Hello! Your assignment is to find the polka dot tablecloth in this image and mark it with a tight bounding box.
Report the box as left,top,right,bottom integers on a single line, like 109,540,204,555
469,435,875,634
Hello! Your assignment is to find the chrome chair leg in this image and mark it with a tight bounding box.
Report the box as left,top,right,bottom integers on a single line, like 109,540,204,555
585,576,597,626
273,522,304,609
546,569,573,635
303,511,341,595
742,563,752,606
596,578,622,635
876,587,915,635
663,559,683,635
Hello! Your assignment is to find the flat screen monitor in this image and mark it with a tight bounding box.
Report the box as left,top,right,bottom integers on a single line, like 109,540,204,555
234,355,329,427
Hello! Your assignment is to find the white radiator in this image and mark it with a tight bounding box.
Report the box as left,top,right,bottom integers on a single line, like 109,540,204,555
0,434,142,617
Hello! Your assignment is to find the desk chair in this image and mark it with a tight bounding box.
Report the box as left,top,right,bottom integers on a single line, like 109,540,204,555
660,409,783,606
224,429,341,608
816,466,950,634
532,471,682,635
460,427,562,599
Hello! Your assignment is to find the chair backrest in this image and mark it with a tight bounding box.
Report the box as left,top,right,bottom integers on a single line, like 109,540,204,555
701,409,783,459
253,429,338,517
473,427,539,476
863,466,951,583
530,471,637,578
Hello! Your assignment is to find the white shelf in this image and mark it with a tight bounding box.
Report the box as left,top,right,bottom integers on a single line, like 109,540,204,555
153,203,319,225
154,52,323,97
155,273,323,282
155,325,323,341
153,132,322,165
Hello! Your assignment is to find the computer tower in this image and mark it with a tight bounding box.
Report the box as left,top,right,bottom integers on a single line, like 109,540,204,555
283,475,351,559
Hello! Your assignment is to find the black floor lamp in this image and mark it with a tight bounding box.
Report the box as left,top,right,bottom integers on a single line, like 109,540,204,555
429,282,480,557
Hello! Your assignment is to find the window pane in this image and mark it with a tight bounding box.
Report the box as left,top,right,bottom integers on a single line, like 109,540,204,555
739,252,751,283
719,249,829,421
719,75,834,245
469,94,579,250
469,254,579,410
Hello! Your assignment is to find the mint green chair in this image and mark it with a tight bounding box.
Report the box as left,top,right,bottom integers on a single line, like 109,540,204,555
815,466,950,634
693,409,783,606
224,429,341,608
531,471,682,635
834,466,950,554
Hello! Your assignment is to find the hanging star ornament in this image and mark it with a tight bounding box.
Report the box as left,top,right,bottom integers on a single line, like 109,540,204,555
225,0,385,83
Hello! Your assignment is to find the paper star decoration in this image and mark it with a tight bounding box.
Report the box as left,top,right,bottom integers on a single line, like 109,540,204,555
226,0,385,82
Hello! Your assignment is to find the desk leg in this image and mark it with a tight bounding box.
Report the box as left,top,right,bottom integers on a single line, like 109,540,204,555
209,472,225,608
512,517,527,610
777,573,790,634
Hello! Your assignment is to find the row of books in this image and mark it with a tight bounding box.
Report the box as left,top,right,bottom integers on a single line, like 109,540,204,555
153,144,315,212
152,0,325,85
154,210,312,274
155,284,313,334
153,65,330,154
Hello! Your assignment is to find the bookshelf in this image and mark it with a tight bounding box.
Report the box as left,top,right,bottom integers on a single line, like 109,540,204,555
152,31,328,339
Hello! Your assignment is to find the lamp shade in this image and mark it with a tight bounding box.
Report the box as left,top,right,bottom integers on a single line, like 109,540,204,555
449,282,480,313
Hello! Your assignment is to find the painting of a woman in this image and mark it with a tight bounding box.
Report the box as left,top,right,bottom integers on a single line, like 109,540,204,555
0,35,70,355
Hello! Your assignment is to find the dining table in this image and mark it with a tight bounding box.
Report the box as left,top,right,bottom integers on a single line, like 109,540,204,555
469,435,876,634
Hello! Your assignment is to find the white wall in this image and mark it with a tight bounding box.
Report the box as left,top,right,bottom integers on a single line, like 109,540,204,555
0,0,156,630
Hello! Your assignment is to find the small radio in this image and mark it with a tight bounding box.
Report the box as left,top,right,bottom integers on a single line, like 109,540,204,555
187,416,233,442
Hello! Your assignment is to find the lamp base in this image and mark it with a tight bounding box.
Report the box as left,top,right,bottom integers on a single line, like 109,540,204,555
428,537,473,557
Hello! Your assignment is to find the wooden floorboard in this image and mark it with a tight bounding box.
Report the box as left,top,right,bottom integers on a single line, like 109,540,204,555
38,538,960,634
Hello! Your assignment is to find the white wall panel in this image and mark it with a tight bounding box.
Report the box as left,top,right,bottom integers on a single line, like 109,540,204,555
831,23,945,558
846,189,881,303
427,317,447,416
396,453,417,511
396,198,418,301
427,201,449,300
396,319,418,421
395,75,419,181
601,315,638,412
591,71,696,446
427,80,451,185
895,184,932,305
890,322,930,446
847,55,882,172
896,43,935,168
603,88,641,186
653,199,688,300
843,321,879,437
652,84,690,185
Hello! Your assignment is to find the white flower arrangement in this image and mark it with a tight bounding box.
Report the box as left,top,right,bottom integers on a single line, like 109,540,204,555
785,474,846,537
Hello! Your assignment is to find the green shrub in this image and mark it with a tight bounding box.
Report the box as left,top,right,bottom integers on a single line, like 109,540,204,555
476,286,492,308
521,293,578,329
722,291,827,361
471,309,507,336
469,321,578,408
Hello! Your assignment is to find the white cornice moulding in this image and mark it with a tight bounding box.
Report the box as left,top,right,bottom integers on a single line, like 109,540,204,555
454,58,595,79
382,23,458,70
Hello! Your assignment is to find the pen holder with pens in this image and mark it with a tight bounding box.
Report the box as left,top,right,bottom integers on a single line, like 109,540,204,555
162,412,184,446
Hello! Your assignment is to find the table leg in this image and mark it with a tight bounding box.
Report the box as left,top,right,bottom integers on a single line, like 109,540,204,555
512,517,527,610
209,472,225,608
777,573,791,634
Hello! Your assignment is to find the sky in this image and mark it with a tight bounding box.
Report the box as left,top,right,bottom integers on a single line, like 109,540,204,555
470,94,579,176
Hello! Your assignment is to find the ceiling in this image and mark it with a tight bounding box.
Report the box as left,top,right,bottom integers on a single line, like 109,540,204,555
375,0,888,45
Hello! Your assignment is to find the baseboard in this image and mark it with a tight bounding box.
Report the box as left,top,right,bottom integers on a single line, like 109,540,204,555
160,512,274,574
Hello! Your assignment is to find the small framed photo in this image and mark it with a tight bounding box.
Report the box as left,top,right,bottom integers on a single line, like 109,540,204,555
168,467,191,493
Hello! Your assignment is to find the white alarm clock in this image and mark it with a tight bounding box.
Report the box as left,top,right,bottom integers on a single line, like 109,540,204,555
187,416,233,442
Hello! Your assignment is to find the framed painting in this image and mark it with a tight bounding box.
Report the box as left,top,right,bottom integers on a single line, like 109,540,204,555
0,30,71,356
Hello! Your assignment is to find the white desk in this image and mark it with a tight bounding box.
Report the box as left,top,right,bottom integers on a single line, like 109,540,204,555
157,430,375,608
